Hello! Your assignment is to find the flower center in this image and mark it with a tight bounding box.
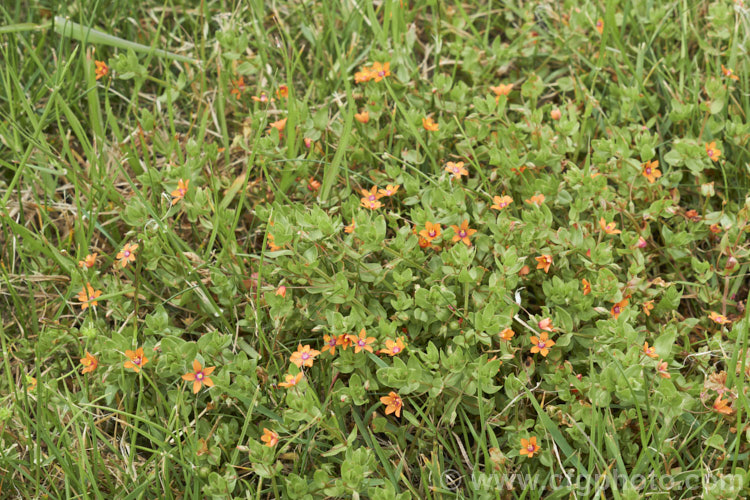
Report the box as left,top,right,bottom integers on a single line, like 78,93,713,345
614,306,620,314
645,168,651,174
369,195,376,201
392,346,401,354
329,339,336,346
123,251,130,258
179,188,186,196
89,295,96,301
459,230,466,238
538,342,546,349
394,398,401,406
301,352,310,360
134,357,142,365
429,230,436,237
708,149,713,156
378,71,385,77
358,340,366,346
527,445,535,452
196,372,204,381
453,167,460,173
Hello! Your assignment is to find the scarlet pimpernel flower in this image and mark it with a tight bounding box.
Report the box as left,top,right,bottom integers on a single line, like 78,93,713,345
380,391,402,417
379,337,406,356
117,243,138,268
450,220,477,247
77,283,102,310
530,332,555,357
290,344,321,368
520,437,540,458
124,347,148,373
181,359,216,393
171,179,189,205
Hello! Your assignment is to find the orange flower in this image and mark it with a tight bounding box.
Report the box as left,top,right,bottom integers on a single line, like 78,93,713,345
530,332,555,357
379,337,406,356
418,236,431,249
709,223,722,234
27,376,37,392
360,186,383,210
595,18,604,35
419,222,442,243
290,344,321,368
94,60,109,80
276,84,289,98
709,311,731,325
378,184,400,197
181,359,216,393
705,142,721,162
538,318,554,332
344,218,356,234
261,428,279,447
354,68,374,84
304,137,313,149
422,117,439,131
269,118,287,134
347,328,377,353
611,298,629,319
519,437,540,458
582,278,591,296
267,234,281,251
336,333,354,351
171,179,189,205
657,360,670,379
370,62,391,82
78,253,98,269
643,301,654,316
535,255,552,273
636,236,648,248
721,65,739,81
355,110,370,123
77,283,102,310
321,335,339,355
512,165,527,175
80,352,98,374
599,218,621,235
279,372,303,388
307,177,321,192
642,342,657,359
276,285,287,298
252,92,272,103
491,195,513,211
525,193,545,206
116,242,138,268
230,77,246,98
380,391,402,417
450,220,477,247
499,328,515,341
641,160,661,184
490,83,513,97
123,347,148,373
713,395,734,415
445,161,468,179
550,108,561,121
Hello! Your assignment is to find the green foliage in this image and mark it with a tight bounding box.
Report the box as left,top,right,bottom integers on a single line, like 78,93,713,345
1,0,750,498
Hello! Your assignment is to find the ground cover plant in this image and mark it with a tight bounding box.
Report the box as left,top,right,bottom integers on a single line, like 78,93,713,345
1,0,750,498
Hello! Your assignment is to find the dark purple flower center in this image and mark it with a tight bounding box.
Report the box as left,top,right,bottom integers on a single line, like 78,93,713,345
538,342,546,349
196,372,204,380
459,230,467,238
358,339,366,346
301,352,310,360
392,346,401,354
123,251,130,257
